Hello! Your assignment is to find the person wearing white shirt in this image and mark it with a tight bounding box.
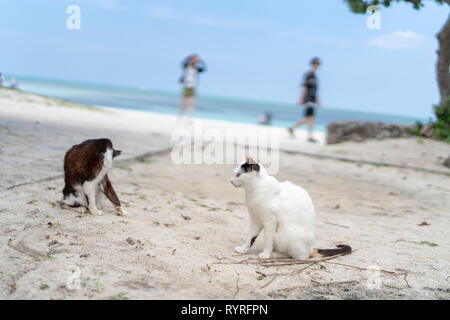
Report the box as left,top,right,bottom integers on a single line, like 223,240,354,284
178,54,206,118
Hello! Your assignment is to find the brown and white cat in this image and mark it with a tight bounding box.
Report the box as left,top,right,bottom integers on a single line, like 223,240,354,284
62,138,126,216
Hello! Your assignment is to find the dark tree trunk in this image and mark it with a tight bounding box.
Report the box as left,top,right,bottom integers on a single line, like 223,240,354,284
437,4,450,106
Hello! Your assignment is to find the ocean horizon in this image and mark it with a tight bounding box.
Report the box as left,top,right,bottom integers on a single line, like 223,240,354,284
2,74,427,132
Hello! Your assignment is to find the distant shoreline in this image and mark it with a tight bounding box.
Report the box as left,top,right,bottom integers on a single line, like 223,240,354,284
3,74,428,126
0,85,326,143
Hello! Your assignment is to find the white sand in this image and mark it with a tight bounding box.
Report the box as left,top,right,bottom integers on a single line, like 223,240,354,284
0,88,449,299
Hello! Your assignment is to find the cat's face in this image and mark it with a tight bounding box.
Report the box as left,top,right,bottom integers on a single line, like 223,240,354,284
230,157,260,188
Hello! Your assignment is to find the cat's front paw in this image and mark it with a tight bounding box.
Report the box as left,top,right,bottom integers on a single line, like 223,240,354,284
76,207,87,214
234,246,248,254
116,207,127,216
90,208,104,216
258,252,271,259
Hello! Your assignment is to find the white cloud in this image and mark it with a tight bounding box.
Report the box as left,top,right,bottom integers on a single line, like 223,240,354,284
148,7,266,30
366,31,424,49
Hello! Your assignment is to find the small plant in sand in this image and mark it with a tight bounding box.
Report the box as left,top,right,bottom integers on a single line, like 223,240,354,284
93,269,107,276
90,279,104,293
413,98,450,143
137,156,149,163
421,241,439,247
111,291,130,300
9,283,16,294
433,100,450,142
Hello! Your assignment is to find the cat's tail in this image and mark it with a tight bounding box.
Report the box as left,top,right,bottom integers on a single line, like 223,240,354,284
311,244,352,258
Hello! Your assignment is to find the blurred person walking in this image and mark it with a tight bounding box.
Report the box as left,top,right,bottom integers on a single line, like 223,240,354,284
10,78,18,89
178,54,206,118
288,57,321,142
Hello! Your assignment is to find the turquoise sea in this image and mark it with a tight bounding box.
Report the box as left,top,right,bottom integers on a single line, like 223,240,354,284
4,75,424,132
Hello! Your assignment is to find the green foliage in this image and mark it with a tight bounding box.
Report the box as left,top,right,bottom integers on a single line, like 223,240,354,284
412,99,450,143
412,121,423,136
343,0,444,14
111,292,130,300
420,241,439,247
40,284,49,290
433,98,450,142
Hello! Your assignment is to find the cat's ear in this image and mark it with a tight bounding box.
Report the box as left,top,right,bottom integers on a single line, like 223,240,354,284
252,163,260,172
247,157,257,165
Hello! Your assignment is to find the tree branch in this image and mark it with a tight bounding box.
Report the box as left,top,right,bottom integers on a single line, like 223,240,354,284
344,0,445,14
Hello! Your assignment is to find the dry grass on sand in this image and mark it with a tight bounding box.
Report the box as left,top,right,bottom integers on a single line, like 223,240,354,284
1,148,449,300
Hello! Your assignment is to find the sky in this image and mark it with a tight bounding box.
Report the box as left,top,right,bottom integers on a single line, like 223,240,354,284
0,0,448,118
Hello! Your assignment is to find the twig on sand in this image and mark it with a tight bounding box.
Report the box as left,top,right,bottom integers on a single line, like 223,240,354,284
233,273,240,299
320,260,411,287
255,270,267,277
323,261,410,283
310,279,364,287
265,261,318,277
273,269,410,294
323,221,350,229
322,261,403,275
382,282,402,290
291,261,318,275
403,273,411,288
212,251,352,267
260,275,277,289
274,278,365,292
259,252,352,267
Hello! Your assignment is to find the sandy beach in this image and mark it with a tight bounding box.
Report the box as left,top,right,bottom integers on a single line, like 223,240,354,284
1,87,449,300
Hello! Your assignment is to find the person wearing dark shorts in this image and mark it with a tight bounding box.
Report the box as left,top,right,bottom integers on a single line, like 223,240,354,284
288,57,321,143
304,102,315,117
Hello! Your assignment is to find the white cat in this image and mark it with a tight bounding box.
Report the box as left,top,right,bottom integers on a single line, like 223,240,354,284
231,157,351,260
